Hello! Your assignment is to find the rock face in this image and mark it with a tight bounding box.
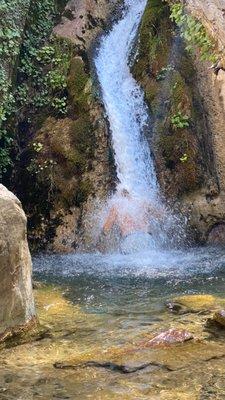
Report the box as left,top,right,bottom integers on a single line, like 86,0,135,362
0,185,36,338
1,0,123,252
12,0,124,253
1,0,123,253
133,0,225,243
180,0,225,242
54,0,121,50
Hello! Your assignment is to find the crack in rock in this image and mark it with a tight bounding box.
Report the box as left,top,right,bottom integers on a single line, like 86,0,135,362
54,360,173,374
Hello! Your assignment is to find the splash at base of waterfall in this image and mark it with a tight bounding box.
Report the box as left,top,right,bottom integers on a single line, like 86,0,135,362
91,0,187,254
81,191,187,254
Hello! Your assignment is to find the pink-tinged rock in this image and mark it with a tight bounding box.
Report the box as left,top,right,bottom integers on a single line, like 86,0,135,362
141,329,193,348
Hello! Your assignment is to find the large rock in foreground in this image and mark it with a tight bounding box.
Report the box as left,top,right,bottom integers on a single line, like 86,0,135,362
0,185,36,339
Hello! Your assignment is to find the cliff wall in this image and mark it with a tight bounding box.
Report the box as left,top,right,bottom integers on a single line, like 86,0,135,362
133,0,225,243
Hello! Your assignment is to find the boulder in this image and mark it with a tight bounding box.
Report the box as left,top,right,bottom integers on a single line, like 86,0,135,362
213,310,225,327
0,185,36,339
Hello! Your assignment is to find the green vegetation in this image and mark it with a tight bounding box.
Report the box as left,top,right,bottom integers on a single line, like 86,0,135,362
132,0,205,195
0,0,72,179
180,153,188,163
132,0,172,85
156,64,174,81
67,57,90,114
171,111,190,129
0,0,30,176
170,3,218,63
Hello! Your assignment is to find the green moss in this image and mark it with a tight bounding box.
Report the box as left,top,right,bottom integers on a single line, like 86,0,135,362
158,131,200,192
159,132,182,165
55,0,67,14
75,178,93,206
178,54,196,80
133,0,172,85
145,80,159,109
171,73,186,109
67,57,90,114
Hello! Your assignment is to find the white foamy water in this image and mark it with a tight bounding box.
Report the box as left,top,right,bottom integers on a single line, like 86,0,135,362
33,246,225,280
95,0,156,199
92,0,186,252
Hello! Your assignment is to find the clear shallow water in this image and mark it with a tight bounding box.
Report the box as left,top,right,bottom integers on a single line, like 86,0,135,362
0,247,224,399
33,246,225,312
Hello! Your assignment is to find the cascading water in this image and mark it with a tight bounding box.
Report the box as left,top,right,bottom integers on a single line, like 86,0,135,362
95,0,156,199
93,0,181,253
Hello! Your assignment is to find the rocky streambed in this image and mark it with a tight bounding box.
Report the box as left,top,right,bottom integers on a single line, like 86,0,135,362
0,251,225,399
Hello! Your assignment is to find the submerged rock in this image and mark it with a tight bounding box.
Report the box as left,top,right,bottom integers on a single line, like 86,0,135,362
171,295,216,313
0,185,36,340
166,300,191,315
213,310,225,327
54,360,173,374
140,328,193,348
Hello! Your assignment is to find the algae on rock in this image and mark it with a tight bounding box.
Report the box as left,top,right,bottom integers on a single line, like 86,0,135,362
133,0,216,205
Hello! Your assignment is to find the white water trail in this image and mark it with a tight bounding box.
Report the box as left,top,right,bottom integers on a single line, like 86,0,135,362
89,0,186,253
95,0,156,199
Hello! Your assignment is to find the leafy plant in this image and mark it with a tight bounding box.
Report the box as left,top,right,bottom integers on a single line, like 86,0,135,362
47,70,67,90
171,111,190,129
0,0,72,178
156,64,174,81
180,153,189,163
170,3,218,63
37,45,55,63
33,142,43,153
52,97,67,114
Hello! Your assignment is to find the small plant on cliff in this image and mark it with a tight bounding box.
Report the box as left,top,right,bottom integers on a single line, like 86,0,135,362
156,64,174,81
170,3,218,63
180,153,189,163
37,45,55,64
47,70,67,91
33,142,43,153
51,96,67,114
171,111,190,129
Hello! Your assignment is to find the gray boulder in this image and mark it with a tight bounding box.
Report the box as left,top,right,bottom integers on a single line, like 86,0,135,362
0,185,36,339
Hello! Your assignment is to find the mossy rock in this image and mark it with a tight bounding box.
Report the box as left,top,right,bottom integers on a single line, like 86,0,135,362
157,129,201,194
133,0,172,84
74,178,94,207
170,71,192,115
173,295,216,311
70,115,94,155
67,57,90,114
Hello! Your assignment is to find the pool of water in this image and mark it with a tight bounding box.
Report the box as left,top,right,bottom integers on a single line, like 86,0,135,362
34,245,225,302
0,246,225,399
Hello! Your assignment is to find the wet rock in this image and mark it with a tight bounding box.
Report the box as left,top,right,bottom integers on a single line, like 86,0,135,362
208,223,225,245
166,300,191,315
140,329,193,348
54,0,122,52
213,310,225,327
54,360,173,374
0,185,36,340
171,295,216,313
33,281,46,290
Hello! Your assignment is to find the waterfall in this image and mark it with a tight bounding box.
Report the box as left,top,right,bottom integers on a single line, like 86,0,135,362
95,0,157,200
92,0,185,253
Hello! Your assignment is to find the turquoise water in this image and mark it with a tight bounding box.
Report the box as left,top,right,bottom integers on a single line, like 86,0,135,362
33,246,225,313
